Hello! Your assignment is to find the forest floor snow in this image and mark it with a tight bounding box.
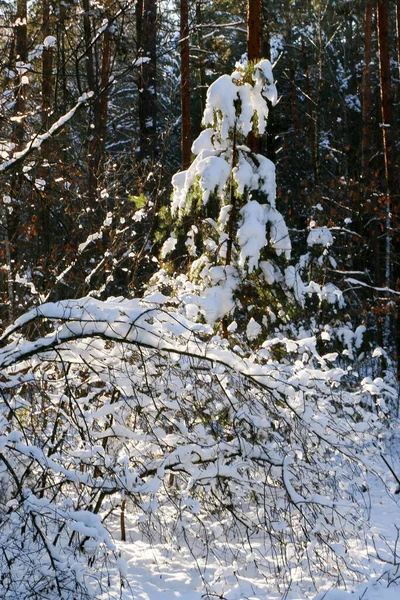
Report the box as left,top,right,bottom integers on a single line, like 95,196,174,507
106,456,400,600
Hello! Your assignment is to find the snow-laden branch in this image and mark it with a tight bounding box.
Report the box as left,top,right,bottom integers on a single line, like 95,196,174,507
0,297,342,389
0,296,391,597
0,92,93,174
345,277,400,296
0,296,390,468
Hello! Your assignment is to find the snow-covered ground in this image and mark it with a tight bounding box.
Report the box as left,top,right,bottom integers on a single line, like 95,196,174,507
109,460,400,600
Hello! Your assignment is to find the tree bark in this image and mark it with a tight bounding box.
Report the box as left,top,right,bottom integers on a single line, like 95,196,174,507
247,0,262,153
87,0,112,207
14,0,27,150
82,0,96,94
284,0,299,136
301,38,318,183
137,0,157,166
376,0,395,349
180,0,191,170
5,0,28,321
195,2,206,122
38,0,54,272
396,0,400,102
361,0,373,176
42,0,52,126
247,0,261,62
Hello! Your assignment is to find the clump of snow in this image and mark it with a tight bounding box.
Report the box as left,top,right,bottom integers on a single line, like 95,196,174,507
246,317,262,340
43,35,56,49
160,233,177,259
307,226,333,247
202,59,277,139
266,206,291,258
238,200,268,272
196,155,230,204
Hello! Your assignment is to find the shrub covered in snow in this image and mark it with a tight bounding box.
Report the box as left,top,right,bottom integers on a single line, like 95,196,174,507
0,297,395,598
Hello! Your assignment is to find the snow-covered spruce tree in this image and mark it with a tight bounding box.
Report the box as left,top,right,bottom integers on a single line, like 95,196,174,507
155,59,304,336
152,59,378,377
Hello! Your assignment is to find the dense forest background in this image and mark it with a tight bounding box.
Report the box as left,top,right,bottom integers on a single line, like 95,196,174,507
0,0,399,365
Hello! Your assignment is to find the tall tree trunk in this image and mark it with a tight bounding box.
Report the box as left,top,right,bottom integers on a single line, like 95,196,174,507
396,0,400,102
14,0,27,150
283,0,299,147
137,0,157,168
82,0,96,94
376,0,395,350
39,0,54,264
5,0,28,321
247,0,261,61
87,1,112,207
247,0,262,153
361,1,380,292
195,2,206,125
42,0,52,126
361,0,373,176
301,38,318,183
180,0,191,170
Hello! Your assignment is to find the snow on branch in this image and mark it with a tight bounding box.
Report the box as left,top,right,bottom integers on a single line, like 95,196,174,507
0,295,392,597
345,277,400,296
0,92,93,174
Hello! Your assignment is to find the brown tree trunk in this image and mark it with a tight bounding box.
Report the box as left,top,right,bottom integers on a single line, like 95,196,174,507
361,1,380,289
376,0,394,226
247,0,261,62
82,0,95,93
195,2,206,122
376,0,395,350
396,0,400,102
5,0,28,321
42,0,52,125
54,0,68,115
180,0,191,170
361,0,373,176
87,1,112,207
247,0,262,153
38,0,54,274
137,0,157,167
301,38,318,183
14,0,27,150
284,0,299,135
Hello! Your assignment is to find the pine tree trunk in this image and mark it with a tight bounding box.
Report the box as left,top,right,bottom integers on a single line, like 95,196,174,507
247,0,261,61
301,38,318,183
361,1,381,291
82,0,95,93
376,0,395,349
87,1,111,207
180,0,191,169
247,0,262,153
38,0,54,278
396,0,400,102
361,0,373,176
14,0,27,150
5,0,28,321
56,0,68,115
195,2,206,120
137,0,157,167
284,0,299,135
42,0,52,125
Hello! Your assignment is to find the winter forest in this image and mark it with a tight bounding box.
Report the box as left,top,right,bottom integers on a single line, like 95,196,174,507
1,0,400,598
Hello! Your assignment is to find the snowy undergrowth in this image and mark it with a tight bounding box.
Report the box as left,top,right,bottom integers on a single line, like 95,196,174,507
0,296,398,599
